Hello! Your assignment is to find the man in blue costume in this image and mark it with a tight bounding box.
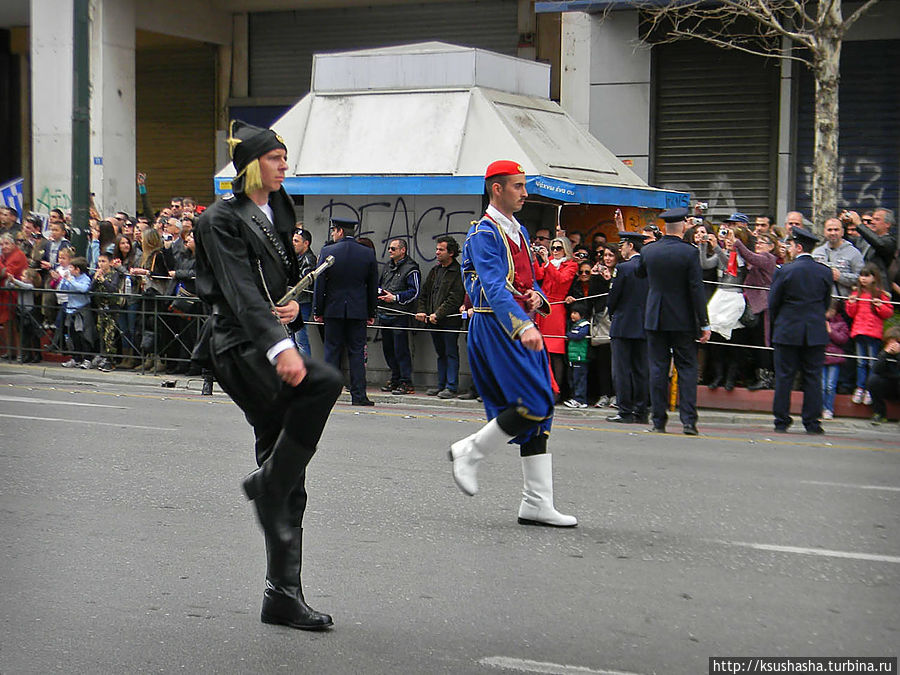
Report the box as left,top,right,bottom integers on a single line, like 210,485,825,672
448,160,577,528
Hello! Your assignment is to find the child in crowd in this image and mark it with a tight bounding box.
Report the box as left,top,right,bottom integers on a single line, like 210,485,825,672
821,299,849,420
866,327,900,424
57,256,96,368
91,252,121,372
48,246,74,353
7,268,44,362
563,303,591,409
846,263,894,406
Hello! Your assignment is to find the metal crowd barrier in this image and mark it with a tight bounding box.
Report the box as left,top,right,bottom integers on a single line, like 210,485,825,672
0,286,209,373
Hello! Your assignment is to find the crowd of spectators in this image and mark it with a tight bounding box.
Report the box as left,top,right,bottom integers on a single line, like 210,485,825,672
0,180,204,376
539,205,899,422
2,191,898,420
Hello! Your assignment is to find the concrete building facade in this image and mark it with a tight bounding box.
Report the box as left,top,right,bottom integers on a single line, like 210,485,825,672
1,0,896,226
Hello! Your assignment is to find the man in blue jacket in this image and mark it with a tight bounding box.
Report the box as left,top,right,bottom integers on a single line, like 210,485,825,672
606,230,650,424
769,226,833,434
636,207,711,435
313,216,379,406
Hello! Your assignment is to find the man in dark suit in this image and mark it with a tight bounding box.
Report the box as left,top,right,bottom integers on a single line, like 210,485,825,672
194,120,343,631
313,216,379,406
769,226,833,434
606,230,650,424
636,207,711,435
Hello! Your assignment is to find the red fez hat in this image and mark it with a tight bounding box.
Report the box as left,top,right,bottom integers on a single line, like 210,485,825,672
485,160,525,179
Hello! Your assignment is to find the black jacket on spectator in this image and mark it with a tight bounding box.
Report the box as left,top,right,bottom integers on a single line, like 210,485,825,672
417,259,464,328
568,272,607,317
855,225,896,281
867,349,900,417
377,255,420,315
142,247,174,295
297,249,317,305
170,249,197,295
872,350,900,381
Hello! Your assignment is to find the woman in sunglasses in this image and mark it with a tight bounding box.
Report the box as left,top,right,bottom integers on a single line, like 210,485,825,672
534,236,578,402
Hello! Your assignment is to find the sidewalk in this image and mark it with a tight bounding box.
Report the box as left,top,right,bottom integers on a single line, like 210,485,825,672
2,360,895,435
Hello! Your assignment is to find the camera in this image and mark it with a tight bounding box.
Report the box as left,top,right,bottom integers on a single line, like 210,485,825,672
719,228,730,238
695,202,708,211
530,244,542,255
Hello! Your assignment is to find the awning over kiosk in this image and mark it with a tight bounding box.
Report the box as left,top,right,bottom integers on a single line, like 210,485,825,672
215,42,687,209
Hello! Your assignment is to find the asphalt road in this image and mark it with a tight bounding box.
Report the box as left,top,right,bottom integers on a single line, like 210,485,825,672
1,366,898,675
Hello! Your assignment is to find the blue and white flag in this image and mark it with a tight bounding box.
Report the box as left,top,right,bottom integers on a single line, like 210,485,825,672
0,177,24,217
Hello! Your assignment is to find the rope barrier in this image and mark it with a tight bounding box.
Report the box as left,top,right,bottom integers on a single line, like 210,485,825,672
5,273,895,365
373,291,611,319
703,339,878,362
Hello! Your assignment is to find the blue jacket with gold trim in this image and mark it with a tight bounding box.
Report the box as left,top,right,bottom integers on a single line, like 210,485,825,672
461,216,550,341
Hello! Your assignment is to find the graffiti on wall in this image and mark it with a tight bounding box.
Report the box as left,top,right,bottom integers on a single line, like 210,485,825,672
35,187,72,214
312,196,479,265
798,157,887,210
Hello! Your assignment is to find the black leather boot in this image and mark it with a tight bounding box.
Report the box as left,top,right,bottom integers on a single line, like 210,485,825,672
707,360,723,390
260,525,333,631
243,431,318,543
747,368,773,391
724,361,739,391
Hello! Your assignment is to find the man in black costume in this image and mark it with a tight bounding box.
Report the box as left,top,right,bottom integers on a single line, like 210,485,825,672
194,120,342,630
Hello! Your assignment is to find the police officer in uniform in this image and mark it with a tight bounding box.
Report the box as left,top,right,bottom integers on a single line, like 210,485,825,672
606,230,649,424
194,120,343,630
636,207,711,435
769,226,832,434
313,216,379,406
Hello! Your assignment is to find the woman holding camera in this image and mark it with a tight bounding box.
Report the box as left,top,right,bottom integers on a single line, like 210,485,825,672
685,224,721,301
704,217,753,390
534,236,578,402
732,230,778,389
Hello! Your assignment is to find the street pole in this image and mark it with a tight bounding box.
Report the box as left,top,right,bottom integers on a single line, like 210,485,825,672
70,0,90,256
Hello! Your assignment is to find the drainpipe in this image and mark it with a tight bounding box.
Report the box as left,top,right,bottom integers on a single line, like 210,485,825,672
70,0,90,255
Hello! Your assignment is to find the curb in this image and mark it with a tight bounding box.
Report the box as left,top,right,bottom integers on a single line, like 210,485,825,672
1,361,895,434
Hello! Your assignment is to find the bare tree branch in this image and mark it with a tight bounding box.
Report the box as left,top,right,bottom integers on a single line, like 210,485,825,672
844,0,882,30
635,0,816,50
662,26,813,66
736,0,817,47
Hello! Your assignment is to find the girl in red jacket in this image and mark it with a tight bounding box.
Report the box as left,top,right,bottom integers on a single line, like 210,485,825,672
846,263,894,405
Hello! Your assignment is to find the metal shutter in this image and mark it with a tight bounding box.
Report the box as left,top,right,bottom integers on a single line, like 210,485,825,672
136,46,216,209
794,39,899,216
249,0,519,98
652,41,779,220
0,31,22,185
